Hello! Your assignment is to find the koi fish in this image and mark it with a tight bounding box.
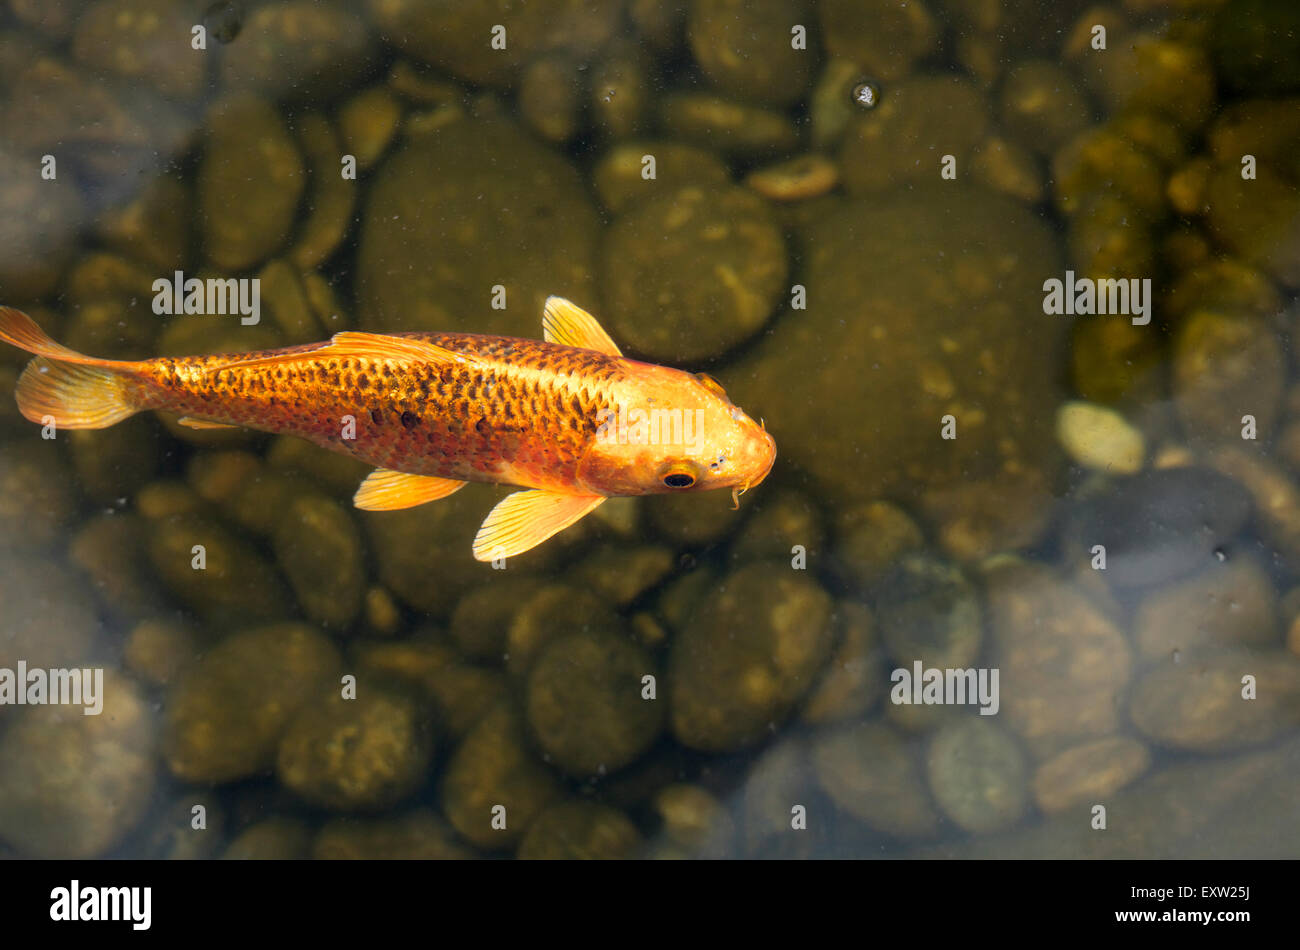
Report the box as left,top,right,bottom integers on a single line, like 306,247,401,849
0,298,775,560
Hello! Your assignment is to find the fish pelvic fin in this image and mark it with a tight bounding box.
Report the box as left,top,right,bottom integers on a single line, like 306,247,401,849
354,469,467,510
473,489,605,561
0,307,138,429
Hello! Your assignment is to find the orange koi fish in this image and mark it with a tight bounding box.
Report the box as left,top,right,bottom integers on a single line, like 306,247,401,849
0,298,775,560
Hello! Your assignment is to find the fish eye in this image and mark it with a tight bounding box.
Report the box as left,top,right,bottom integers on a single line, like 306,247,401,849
662,470,696,489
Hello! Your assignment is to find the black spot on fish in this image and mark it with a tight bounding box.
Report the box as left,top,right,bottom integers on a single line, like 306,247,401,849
370,409,383,425
476,417,490,435
401,410,419,429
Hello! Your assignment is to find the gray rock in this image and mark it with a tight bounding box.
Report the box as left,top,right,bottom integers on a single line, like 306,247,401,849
164,624,343,782
601,183,787,362
277,686,432,811
525,629,663,777
812,720,941,838
0,672,157,858
926,716,1029,834
669,561,833,751
272,494,365,629
357,117,600,335
517,801,642,859
875,554,983,671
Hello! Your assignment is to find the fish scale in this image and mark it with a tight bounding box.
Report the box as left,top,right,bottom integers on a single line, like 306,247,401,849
132,333,623,492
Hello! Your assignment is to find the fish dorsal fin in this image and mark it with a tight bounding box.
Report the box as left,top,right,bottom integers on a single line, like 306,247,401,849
473,489,605,561
177,416,240,430
542,297,622,356
222,332,476,370
354,469,467,511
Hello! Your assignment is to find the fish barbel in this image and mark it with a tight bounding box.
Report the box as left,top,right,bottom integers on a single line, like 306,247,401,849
0,297,775,560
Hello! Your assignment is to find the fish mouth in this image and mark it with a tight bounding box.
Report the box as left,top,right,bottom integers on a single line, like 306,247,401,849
730,432,776,509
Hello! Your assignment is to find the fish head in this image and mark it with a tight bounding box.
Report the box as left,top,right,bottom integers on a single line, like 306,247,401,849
578,366,776,502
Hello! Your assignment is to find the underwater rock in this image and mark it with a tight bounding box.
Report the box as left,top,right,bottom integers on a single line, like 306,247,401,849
525,628,663,777
985,560,1133,757
1092,33,1216,131
0,554,100,671
70,513,167,621
366,0,619,88
198,95,305,272
648,489,748,545
1066,191,1157,279
0,442,77,553
450,576,545,662
1054,128,1169,224
810,57,868,150
1055,401,1145,474
589,42,651,139
1166,258,1282,322
668,561,833,751
68,418,161,504
0,672,156,858
506,584,621,677
222,818,313,860
1207,446,1300,571
0,147,84,300
800,600,881,724
875,554,983,671
658,93,800,156
969,137,1044,204
164,623,343,783
601,183,787,362
819,0,936,81
652,784,733,854
593,140,731,215
439,702,565,850
926,716,1029,834
688,0,814,107
358,117,600,335
148,512,291,624
998,61,1092,157
1204,165,1300,288
72,0,204,100
519,53,582,144
272,494,365,629
839,75,989,193
1133,553,1279,662
517,801,643,859
352,638,508,740
1063,466,1251,589
219,0,375,101
277,686,432,811
831,500,925,590
729,489,825,564
124,618,199,687
1130,649,1300,752
745,154,840,202
314,809,475,859
812,720,941,838
737,186,1063,547
289,113,358,271
1031,736,1151,815
570,544,675,607
95,173,190,273
1211,0,1300,95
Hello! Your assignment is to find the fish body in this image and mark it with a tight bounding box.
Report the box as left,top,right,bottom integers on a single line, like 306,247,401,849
0,298,775,559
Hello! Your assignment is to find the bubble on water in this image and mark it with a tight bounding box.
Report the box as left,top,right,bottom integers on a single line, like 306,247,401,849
851,80,881,110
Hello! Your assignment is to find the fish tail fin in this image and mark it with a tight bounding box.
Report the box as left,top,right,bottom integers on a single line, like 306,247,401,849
1,307,139,429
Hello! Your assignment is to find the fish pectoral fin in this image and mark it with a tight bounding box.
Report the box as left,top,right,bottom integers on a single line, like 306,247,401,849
542,297,622,357
177,416,240,430
353,469,467,511
473,489,605,561
223,333,476,371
